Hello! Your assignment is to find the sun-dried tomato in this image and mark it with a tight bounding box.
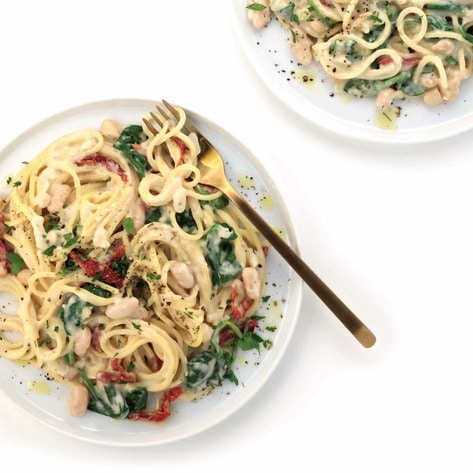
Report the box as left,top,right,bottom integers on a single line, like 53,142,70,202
96,357,136,384
129,386,183,423
76,153,128,182
230,284,252,320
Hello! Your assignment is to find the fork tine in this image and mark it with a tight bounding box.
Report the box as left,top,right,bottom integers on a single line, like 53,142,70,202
143,107,170,137
142,117,158,136
154,104,170,123
162,99,199,135
160,100,181,124
144,101,201,140
155,102,191,136
150,111,165,128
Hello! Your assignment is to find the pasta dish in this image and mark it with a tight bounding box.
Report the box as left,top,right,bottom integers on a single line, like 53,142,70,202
0,107,271,423
247,0,473,107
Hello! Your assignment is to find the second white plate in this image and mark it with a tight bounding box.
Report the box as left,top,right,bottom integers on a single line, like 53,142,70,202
231,0,473,144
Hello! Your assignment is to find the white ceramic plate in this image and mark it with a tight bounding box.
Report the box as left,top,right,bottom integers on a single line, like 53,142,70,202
0,99,302,446
231,1,473,143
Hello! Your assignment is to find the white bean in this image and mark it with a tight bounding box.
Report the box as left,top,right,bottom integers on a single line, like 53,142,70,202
247,0,271,29
74,327,92,357
101,119,121,141
63,365,78,381
105,296,148,320
130,198,146,232
423,87,443,106
303,20,327,38
291,26,314,65
200,323,213,349
245,247,259,267
376,88,399,108
170,261,195,289
440,68,463,101
67,384,89,417
16,268,32,285
433,39,455,55
45,229,63,246
242,267,260,300
47,183,71,213
419,72,439,89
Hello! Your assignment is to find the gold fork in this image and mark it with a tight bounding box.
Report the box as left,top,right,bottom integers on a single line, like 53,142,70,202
143,100,376,348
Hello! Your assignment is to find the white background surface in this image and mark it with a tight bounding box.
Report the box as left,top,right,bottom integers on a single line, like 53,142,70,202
0,1,472,471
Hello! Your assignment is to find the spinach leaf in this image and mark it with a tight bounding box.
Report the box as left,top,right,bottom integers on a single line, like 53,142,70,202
427,14,454,31
82,283,112,298
65,350,75,366
279,2,299,24
344,69,427,99
307,0,337,27
363,25,385,44
59,294,92,336
5,252,25,275
184,351,226,391
329,39,363,61
57,253,81,276
459,25,473,44
204,223,242,288
184,319,266,391
78,369,129,419
424,1,467,15
195,184,229,210
246,3,267,11
344,71,411,97
108,252,130,278
445,55,459,65
126,387,148,413
398,78,426,96
176,209,197,233
113,125,149,179
145,206,162,224
403,12,455,32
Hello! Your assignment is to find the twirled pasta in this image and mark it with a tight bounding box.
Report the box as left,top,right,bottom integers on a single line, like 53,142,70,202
247,0,473,106
0,107,269,423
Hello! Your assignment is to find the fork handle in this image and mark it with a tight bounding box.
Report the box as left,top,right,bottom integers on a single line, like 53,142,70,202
223,185,376,348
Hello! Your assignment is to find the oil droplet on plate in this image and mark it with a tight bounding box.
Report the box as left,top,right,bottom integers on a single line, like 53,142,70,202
271,225,286,240
237,355,248,366
27,380,51,395
291,70,316,90
267,299,283,319
375,107,401,130
259,194,275,211
238,175,255,190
